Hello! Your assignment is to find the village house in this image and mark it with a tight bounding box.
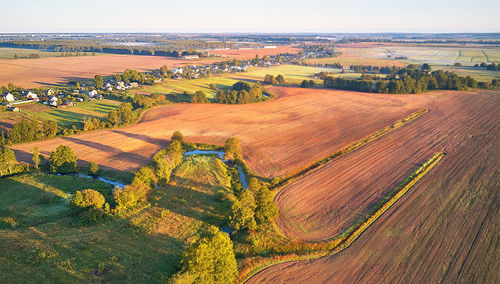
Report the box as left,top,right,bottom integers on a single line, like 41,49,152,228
102,83,113,91
45,89,55,96
88,89,98,98
22,90,39,101
48,95,58,106
2,92,15,102
172,67,183,75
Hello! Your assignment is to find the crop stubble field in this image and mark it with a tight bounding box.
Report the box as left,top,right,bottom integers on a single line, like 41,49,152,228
248,89,500,283
0,55,224,88
10,87,434,177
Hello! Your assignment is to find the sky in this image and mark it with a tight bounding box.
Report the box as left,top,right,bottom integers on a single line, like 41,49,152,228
1,0,499,33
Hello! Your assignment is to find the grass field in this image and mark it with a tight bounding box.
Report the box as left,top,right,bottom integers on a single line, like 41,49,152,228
433,65,500,81
19,100,121,128
0,154,235,282
0,48,68,59
304,53,407,69
134,65,331,100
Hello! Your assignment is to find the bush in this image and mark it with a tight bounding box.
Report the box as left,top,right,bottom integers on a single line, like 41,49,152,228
49,145,78,174
191,90,209,103
71,189,105,210
88,161,99,176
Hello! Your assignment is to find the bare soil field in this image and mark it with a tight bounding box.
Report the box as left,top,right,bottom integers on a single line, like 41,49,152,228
248,90,500,283
0,55,223,88
10,87,434,176
207,46,301,60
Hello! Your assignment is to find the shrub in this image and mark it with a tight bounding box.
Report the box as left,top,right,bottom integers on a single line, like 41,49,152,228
32,147,40,169
132,166,157,189
88,161,99,176
70,189,106,211
49,145,78,174
191,90,209,103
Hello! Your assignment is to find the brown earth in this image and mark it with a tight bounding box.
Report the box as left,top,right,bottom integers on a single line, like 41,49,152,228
0,55,223,88
10,87,434,176
207,46,301,60
248,90,500,283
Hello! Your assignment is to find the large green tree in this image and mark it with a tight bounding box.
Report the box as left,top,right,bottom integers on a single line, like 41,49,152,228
191,90,209,103
32,147,40,170
231,190,257,231
93,74,103,89
49,145,78,174
224,137,242,160
176,226,238,283
0,146,17,175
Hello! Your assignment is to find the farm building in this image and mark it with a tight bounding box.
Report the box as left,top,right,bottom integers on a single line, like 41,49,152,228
182,55,200,59
45,89,55,96
2,92,15,102
102,83,113,91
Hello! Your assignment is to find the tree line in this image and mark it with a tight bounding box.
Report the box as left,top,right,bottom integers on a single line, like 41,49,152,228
323,65,478,94
215,81,265,104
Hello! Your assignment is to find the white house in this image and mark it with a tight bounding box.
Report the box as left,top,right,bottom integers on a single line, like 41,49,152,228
48,95,58,106
88,90,98,98
23,90,38,100
103,83,113,91
45,89,55,96
2,92,15,102
172,67,183,75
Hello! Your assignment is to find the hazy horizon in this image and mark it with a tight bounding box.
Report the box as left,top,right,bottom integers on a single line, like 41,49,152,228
1,0,499,33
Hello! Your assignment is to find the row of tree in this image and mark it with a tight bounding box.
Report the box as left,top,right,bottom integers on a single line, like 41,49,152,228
323,65,478,94
1,119,58,145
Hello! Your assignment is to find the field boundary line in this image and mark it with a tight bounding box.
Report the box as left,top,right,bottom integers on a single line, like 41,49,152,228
239,150,445,283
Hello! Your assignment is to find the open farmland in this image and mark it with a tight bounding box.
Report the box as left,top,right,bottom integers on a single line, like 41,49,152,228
0,55,223,88
304,53,407,68
207,46,301,60
248,89,500,283
9,87,434,177
134,65,330,99
0,47,73,59
274,89,499,241
338,44,500,65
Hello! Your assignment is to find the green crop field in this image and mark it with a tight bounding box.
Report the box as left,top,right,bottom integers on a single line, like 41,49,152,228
0,48,107,60
20,100,121,128
135,65,331,101
340,45,500,66
0,154,235,283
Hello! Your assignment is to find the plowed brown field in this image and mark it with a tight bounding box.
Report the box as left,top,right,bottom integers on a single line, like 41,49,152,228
0,55,222,88
207,46,301,60
248,90,500,283
10,87,433,176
